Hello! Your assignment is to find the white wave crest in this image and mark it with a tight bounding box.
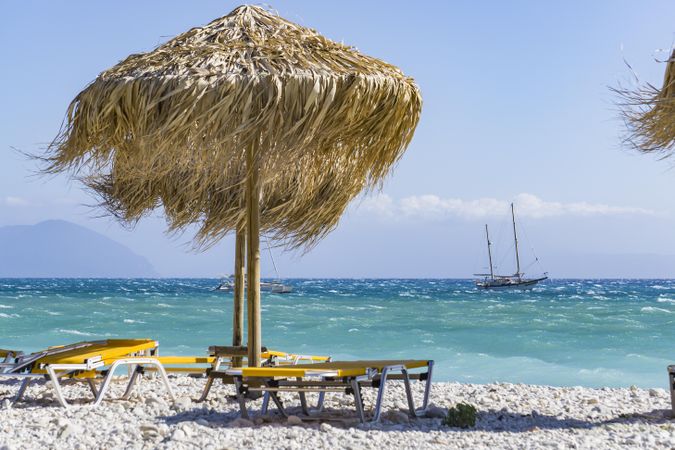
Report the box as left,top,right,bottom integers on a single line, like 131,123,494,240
56,329,95,336
640,306,671,314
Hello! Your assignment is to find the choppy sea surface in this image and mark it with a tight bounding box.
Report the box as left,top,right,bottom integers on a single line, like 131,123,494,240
1,278,674,388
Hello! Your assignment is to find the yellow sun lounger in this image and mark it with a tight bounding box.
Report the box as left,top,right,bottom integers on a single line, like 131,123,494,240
1,339,175,408
223,359,434,423
197,346,331,402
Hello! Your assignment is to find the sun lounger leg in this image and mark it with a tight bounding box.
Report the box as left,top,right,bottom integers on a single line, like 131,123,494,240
197,376,215,403
401,368,417,418
261,392,270,414
122,367,142,400
372,367,390,423
94,361,120,407
316,391,325,412
151,360,176,402
46,367,70,408
269,391,288,418
420,361,434,412
296,377,309,415
234,378,249,419
87,379,98,398
350,378,366,423
669,366,675,416
14,378,32,404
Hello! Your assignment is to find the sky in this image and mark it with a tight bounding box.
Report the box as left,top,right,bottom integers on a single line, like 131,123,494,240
2,1,675,278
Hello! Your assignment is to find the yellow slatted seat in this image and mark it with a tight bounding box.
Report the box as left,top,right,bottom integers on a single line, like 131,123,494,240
235,359,430,378
32,339,157,374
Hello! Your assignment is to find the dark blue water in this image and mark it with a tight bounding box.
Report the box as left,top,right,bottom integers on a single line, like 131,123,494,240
1,279,673,388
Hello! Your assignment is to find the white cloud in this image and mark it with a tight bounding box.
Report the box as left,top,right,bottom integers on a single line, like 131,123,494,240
358,192,657,220
0,196,79,208
2,196,31,207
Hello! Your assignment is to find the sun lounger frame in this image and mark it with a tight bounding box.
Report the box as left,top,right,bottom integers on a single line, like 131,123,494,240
224,360,434,423
2,340,176,408
668,365,675,415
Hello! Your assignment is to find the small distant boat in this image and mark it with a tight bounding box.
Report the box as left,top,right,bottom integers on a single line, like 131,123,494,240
215,238,293,294
475,203,548,289
215,276,293,294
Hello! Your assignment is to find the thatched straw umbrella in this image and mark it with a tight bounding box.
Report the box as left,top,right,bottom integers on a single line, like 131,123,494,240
44,5,422,366
616,49,675,155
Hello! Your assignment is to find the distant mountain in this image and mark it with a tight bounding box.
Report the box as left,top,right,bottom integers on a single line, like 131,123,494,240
0,220,157,277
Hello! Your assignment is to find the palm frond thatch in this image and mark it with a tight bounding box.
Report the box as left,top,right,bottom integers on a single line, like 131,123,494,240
45,5,422,249
615,49,675,156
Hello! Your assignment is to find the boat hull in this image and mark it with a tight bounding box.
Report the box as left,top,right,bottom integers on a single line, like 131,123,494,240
215,281,293,294
475,276,548,290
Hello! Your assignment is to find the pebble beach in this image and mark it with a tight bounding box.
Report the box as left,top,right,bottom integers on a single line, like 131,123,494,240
1,376,674,449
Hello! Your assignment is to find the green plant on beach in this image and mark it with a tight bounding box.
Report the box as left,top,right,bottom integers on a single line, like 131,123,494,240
443,403,477,428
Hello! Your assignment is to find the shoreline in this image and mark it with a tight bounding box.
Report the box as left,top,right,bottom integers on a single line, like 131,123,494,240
1,377,673,449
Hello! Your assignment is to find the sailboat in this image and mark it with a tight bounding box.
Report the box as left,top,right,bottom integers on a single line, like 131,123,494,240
215,238,293,294
474,203,548,289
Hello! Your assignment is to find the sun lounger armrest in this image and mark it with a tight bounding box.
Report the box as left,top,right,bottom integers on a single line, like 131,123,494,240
209,346,269,357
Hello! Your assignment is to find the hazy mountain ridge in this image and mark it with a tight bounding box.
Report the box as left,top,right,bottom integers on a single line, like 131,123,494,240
0,220,157,277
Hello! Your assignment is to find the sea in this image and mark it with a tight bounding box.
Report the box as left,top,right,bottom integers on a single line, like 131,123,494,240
1,278,673,389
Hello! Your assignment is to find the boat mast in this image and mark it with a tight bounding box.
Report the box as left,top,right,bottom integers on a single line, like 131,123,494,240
485,224,494,280
265,237,281,281
511,203,521,278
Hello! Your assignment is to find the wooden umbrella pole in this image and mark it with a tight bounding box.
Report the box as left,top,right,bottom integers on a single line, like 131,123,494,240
246,141,262,367
231,227,245,367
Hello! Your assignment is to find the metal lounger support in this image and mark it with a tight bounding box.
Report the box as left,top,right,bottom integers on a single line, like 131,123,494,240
668,365,675,415
8,357,176,408
231,361,434,423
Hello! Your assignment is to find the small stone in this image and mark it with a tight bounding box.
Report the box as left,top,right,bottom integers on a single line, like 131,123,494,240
179,424,193,437
140,424,160,440
1,399,11,410
586,398,599,405
172,429,186,441
287,415,303,426
425,406,448,418
230,418,254,428
58,423,81,439
254,418,265,425
196,418,209,427
36,417,50,428
174,397,192,410
145,396,162,406
319,422,333,432
649,389,660,398
388,411,410,424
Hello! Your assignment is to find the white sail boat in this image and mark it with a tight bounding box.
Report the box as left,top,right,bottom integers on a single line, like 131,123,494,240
215,238,293,294
475,203,548,289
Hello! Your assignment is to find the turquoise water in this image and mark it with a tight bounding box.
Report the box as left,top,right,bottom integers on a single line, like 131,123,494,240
1,279,674,388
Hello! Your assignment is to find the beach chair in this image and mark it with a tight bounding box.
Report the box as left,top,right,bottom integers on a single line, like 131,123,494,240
667,365,675,414
0,339,175,407
197,346,331,402
222,359,434,423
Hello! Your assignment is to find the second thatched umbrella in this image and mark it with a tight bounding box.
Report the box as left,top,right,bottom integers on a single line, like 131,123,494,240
45,5,422,366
